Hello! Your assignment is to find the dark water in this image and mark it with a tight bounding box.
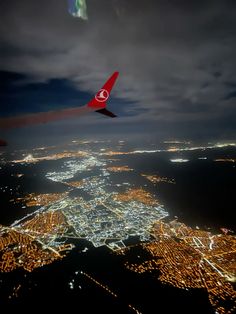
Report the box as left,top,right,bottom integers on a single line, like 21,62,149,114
0,242,214,314
119,147,236,231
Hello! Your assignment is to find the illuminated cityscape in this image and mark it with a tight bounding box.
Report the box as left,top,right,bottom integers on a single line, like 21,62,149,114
0,223,71,272
11,151,89,164
113,188,160,206
124,220,236,314
0,140,235,313
13,192,69,207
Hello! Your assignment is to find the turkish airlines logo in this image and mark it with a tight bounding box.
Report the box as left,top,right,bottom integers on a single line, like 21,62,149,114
95,89,109,102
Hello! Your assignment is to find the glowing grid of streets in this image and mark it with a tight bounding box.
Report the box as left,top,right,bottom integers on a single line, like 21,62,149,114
42,155,168,250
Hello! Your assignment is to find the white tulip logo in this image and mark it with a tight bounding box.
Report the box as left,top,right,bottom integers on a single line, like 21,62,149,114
95,89,109,102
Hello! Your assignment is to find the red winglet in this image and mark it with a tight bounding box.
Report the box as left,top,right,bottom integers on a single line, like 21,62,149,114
87,72,119,110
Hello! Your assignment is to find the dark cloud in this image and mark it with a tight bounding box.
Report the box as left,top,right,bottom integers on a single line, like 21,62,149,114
0,0,236,140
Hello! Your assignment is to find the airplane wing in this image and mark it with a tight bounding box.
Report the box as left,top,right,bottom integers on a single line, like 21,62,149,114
87,71,119,117
0,72,119,145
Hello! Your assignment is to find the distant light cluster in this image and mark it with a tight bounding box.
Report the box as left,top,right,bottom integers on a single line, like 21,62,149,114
170,158,189,163
107,165,133,172
141,174,175,184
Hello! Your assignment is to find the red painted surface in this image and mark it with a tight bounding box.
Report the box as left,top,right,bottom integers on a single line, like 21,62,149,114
87,72,119,109
0,72,119,130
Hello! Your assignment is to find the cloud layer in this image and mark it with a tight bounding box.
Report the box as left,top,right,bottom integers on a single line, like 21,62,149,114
0,0,236,137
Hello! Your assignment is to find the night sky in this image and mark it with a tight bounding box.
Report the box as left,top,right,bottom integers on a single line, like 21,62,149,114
0,0,236,147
